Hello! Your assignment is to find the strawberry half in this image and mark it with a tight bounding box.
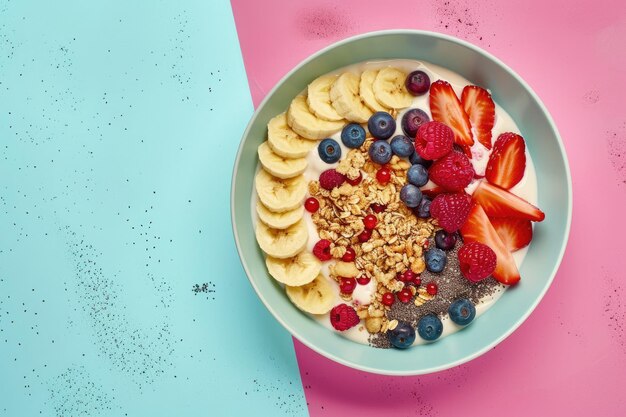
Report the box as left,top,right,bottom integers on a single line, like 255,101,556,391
429,80,474,157
460,204,520,285
490,217,533,252
473,181,545,222
485,132,526,189
461,85,495,150
420,181,445,198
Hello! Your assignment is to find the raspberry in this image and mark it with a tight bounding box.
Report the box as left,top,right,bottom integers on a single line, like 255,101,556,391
329,303,360,331
415,121,454,160
429,151,475,191
458,242,497,282
430,193,472,233
312,239,332,261
319,169,346,190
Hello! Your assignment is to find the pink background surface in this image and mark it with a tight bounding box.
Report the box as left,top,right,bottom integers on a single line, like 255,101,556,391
231,0,626,415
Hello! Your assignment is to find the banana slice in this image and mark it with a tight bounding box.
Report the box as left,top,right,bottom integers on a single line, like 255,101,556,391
286,273,335,315
256,201,303,230
258,142,307,179
267,113,317,158
329,72,373,123
255,169,307,213
372,67,413,109
359,69,390,113
307,75,344,122
287,95,345,140
255,219,308,259
266,251,322,286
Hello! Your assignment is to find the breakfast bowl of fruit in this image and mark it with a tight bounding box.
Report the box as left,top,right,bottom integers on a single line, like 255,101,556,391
231,30,571,375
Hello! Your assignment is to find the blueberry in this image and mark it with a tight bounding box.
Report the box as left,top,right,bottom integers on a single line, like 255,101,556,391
388,321,416,349
390,135,414,157
318,138,341,163
409,151,432,168
341,123,366,149
448,299,476,326
407,164,429,187
368,140,392,165
425,248,447,273
368,112,396,140
434,230,457,251
402,108,430,138
405,70,431,96
417,314,443,341
400,184,422,208
414,196,431,218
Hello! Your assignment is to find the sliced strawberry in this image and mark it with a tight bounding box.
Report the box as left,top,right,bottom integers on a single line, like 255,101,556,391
429,80,474,157
460,204,520,285
461,85,495,150
473,181,545,222
420,181,445,197
485,132,526,189
490,217,533,252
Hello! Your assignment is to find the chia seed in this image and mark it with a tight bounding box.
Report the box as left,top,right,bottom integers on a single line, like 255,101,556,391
192,282,216,300
370,236,503,348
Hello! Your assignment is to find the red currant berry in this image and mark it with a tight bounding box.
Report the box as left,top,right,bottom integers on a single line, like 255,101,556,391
423,240,430,250
426,281,438,296
404,270,415,282
376,167,391,184
397,288,412,303
370,203,386,213
382,292,395,306
356,275,371,285
342,247,356,262
363,214,377,230
304,197,319,213
339,277,357,294
358,229,371,242
346,172,362,186
413,276,422,286
396,271,406,282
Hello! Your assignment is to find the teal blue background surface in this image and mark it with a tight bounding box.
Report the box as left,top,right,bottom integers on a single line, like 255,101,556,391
0,1,307,415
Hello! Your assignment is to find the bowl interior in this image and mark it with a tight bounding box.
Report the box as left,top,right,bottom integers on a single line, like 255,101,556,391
231,30,571,375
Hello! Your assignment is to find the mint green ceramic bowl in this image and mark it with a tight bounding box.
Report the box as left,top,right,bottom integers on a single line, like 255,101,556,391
231,30,572,375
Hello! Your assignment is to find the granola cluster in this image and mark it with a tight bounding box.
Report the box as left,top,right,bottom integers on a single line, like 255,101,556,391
308,139,437,334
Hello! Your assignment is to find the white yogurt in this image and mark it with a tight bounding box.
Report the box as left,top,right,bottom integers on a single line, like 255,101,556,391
254,59,539,347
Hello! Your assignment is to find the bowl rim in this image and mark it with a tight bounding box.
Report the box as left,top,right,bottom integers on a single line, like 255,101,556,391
231,29,573,375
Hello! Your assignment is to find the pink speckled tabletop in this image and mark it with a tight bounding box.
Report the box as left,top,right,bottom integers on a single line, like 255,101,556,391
231,0,626,415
